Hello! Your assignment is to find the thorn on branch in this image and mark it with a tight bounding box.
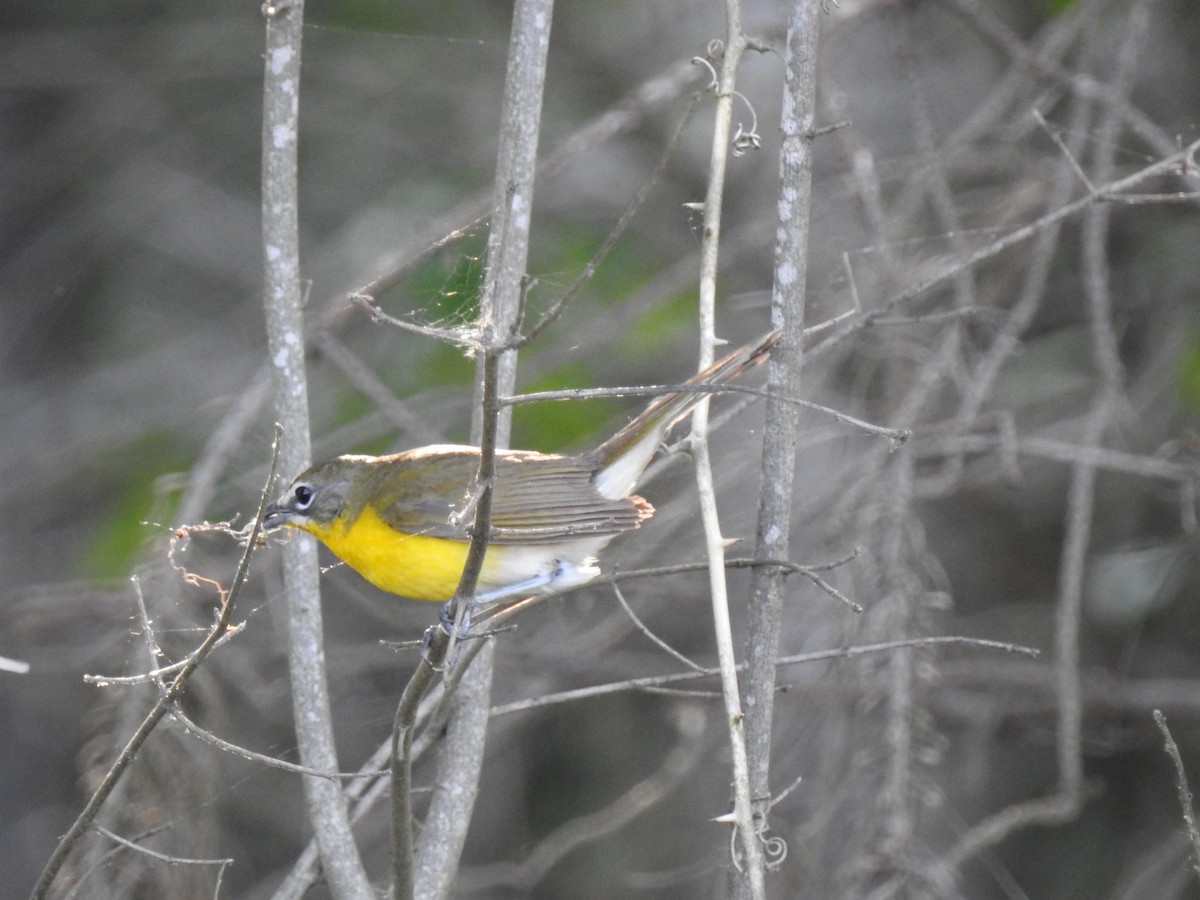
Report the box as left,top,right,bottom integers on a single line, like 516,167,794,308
808,120,851,140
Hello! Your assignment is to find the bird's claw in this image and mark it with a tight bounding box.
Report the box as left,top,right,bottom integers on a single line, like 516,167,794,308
438,599,474,639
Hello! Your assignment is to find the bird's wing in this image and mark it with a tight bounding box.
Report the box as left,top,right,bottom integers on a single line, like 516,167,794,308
369,446,651,543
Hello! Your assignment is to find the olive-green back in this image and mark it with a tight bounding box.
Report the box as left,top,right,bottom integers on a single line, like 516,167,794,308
354,446,650,543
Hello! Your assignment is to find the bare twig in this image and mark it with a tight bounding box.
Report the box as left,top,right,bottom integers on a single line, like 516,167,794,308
917,433,1197,486
744,0,820,867
29,429,282,900
489,636,1040,717
808,135,1200,361
612,581,707,672
502,381,910,444
1032,107,1094,192
395,5,554,899
337,55,706,334
933,1,1155,879
921,86,1096,495
311,329,447,444
349,293,482,348
168,704,383,780
92,826,234,869
260,3,373,895
456,707,707,894
689,12,768,895
84,625,242,686
939,0,1190,167
512,92,702,349
1152,710,1200,883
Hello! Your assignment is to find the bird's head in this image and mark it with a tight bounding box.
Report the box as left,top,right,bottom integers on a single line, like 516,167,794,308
262,456,371,532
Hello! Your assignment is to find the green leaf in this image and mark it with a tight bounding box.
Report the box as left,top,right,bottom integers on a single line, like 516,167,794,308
1179,330,1200,410
82,437,185,579
1041,0,1078,15
515,363,621,450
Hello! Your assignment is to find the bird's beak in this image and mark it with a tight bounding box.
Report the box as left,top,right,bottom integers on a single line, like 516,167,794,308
261,504,292,531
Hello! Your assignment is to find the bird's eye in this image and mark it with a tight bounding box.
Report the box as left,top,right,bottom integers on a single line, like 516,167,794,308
293,484,315,510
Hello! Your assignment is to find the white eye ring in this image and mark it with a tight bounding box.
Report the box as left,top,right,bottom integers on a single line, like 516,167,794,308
293,484,316,510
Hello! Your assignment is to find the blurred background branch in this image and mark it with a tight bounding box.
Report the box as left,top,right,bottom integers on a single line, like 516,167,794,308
7,1,1200,898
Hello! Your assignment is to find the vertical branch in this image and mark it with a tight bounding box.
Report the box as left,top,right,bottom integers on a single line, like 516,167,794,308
690,1,766,896
399,3,555,899
875,451,920,871
935,0,1153,881
744,0,818,841
1055,0,1146,808
472,0,556,442
1153,710,1200,883
260,5,373,899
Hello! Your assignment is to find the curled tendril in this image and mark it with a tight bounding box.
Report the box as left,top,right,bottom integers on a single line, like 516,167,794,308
731,90,762,157
691,39,728,92
691,54,718,92
729,825,745,873
726,818,789,874
762,832,788,869
686,52,762,156
732,123,762,156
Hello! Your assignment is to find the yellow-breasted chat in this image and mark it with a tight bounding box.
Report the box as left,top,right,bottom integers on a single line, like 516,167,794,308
262,330,779,606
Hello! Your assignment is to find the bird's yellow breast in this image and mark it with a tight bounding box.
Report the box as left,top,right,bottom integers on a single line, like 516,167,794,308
300,504,477,602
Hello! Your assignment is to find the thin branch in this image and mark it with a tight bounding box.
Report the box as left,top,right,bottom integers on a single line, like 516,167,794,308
808,135,1200,360
511,92,702,349
398,4,554,898
336,56,705,333
390,651,440,900
84,626,242,686
408,628,495,897
350,293,482,348
745,0,819,863
612,581,707,672
745,557,863,614
468,552,862,631
1100,190,1200,204
939,0,1191,167
1152,710,1200,884
488,636,1040,718
167,705,382,780
1032,107,1094,192
933,0,1155,878
690,16,768,895
311,329,447,444
28,429,282,900
501,381,910,444
456,707,707,894
917,433,1197,486
261,2,373,894
92,826,235,868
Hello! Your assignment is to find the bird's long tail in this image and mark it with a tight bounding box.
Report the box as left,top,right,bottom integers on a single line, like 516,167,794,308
591,330,780,499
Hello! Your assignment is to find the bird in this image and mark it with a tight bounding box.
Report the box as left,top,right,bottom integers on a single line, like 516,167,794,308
262,330,779,612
